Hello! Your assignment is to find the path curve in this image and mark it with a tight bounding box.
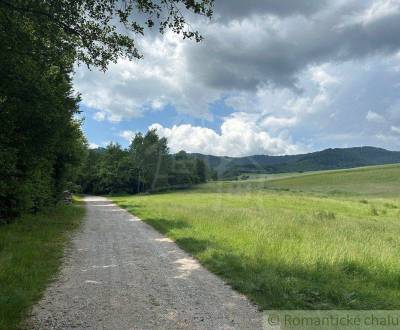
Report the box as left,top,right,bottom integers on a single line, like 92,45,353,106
28,196,263,329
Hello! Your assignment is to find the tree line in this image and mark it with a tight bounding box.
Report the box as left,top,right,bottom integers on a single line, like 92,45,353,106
78,130,212,195
0,2,85,220
0,0,213,222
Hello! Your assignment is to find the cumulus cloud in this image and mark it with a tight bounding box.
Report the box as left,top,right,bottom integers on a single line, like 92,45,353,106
88,142,99,149
75,0,400,123
150,113,307,156
120,130,136,143
76,0,400,155
221,64,339,137
185,0,400,93
343,0,400,26
74,33,218,121
366,111,385,123
260,116,298,130
93,111,106,122
392,125,400,134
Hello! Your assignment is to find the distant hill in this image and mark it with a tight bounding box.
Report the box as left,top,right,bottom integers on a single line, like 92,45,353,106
189,147,400,179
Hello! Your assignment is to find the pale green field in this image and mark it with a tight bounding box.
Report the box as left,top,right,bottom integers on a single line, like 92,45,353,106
111,164,400,309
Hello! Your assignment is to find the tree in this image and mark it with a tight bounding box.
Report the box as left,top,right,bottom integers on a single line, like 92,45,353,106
78,149,103,194
129,129,170,192
0,0,214,70
195,158,207,183
78,131,209,195
0,1,83,219
168,150,209,186
96,143,132,193
169,151,195,187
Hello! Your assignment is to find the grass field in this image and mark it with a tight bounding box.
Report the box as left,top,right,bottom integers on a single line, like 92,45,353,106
112,164,400,310
0,199,84,329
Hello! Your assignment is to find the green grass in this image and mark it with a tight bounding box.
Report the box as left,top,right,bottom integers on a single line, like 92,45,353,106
197,164,400,197
263,164,400,197
0,198,84,329
111,164,400,310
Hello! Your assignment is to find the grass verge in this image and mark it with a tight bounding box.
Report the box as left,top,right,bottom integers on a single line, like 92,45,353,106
0,198,84,329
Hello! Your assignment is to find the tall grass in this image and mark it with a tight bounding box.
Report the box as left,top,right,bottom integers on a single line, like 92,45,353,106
112,165,400,310
0,200,84,329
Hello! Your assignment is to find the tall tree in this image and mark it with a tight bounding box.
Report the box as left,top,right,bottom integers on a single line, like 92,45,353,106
129,129,170,192
78,131,210,195
0,0,213,70
195,158,207,183
0,6,85,218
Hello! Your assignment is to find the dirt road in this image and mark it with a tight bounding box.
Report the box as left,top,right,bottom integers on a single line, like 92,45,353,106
28,196,263,329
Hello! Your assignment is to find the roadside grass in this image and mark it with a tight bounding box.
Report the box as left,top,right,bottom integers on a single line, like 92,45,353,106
111,164,400,310
0,199,84,329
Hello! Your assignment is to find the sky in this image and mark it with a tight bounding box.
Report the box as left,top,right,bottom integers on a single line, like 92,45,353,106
75,0,400,157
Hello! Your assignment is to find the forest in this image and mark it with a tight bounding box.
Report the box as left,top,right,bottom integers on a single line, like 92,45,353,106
78,130,211,195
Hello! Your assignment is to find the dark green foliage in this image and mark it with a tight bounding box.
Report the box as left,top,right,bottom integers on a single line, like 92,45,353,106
0,4,86,221
78,131,210,195
195,158,207,183
0,0,213,70
130,130,171,192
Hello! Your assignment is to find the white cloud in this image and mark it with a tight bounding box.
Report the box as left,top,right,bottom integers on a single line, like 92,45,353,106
74,32,218,122
391,125,400,133
93,111,106,121
344,0,400,26
88,142,99,149
310,65,339,88
151,98,167,110
120,130,136,142
366,110,385,123
260,116,298,130
222,64,339,136
150,113,307,156
75,1,400,153
74,0,400,124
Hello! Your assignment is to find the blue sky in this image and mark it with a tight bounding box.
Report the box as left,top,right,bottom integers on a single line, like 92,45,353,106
75,0,400,156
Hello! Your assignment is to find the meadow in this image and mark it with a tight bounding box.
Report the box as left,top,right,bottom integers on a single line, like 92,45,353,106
0,199,84,329
112,164,400,310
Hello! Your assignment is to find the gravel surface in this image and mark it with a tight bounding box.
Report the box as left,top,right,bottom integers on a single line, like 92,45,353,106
27,196,263,329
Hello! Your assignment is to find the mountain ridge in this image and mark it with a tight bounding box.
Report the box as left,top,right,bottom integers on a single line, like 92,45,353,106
188,146,400,178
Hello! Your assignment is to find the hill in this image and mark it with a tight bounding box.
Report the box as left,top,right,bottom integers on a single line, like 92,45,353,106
194,163,400,198
190,146,400,178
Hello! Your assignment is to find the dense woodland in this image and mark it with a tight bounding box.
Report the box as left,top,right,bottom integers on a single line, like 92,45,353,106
79,130,211,195
0,0,213,222
0,4,85,220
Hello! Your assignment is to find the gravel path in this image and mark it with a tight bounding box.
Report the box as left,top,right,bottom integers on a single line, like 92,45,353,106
28,196,263,329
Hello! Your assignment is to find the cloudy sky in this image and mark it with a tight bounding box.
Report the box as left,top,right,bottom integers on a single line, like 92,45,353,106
75,0,400,156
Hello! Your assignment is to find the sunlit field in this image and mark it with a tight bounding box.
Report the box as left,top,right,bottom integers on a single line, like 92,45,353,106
112,164,400,310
